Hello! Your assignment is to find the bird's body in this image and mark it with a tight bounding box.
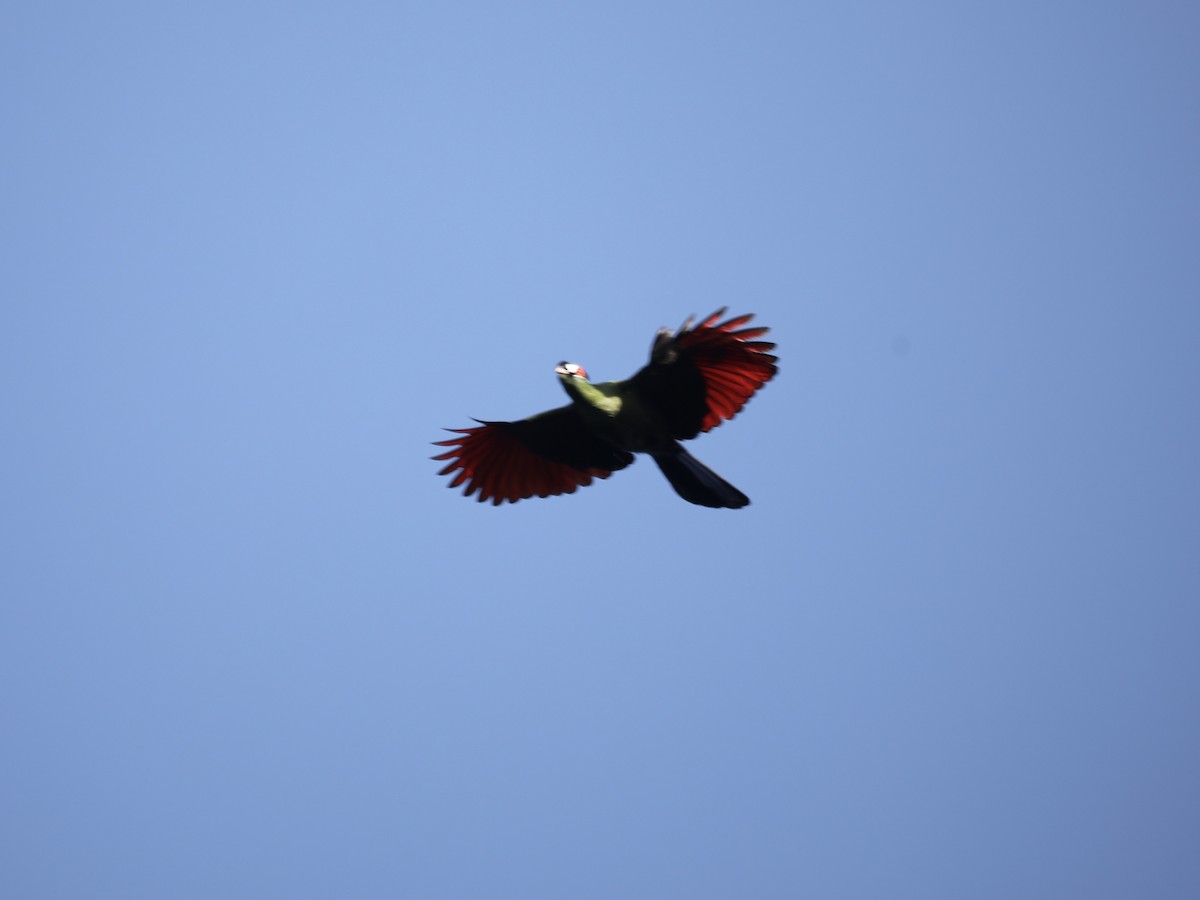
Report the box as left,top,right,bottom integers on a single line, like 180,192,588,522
561,378,665,452
433,309,777,508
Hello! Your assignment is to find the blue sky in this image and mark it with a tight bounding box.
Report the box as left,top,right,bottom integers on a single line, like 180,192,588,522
3,2,1199,897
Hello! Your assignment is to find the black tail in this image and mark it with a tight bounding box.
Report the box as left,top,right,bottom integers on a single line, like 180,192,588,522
651,446,750,509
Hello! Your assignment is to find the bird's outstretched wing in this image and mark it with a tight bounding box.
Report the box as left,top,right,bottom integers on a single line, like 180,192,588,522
626,308,778,439
432,405,634,505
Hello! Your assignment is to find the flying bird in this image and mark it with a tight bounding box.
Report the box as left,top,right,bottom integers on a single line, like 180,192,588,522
433,309,777,508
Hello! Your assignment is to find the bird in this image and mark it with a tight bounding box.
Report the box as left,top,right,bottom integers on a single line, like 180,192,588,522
433,309,777,508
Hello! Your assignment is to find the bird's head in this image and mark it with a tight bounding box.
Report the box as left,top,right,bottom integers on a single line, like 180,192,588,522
555,361,589,380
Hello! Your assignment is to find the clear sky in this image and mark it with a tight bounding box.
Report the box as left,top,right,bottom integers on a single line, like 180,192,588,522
3,2,1199,898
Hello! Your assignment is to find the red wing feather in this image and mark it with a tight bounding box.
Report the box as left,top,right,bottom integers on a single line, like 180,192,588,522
675,309,778,432
432,421,617,505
